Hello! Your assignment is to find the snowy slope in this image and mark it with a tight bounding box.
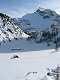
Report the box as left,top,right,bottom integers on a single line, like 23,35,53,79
0,35,55,53
0,13,28,42
0,49,60,80
0,13,29,53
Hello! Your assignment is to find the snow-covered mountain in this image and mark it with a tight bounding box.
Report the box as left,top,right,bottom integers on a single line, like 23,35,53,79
0,13,29,53
0,13,28,43
0,8,60,53
13,7,60,32
12,8,60,51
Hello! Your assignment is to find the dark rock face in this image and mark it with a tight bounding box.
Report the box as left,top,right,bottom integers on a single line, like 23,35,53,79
10,55,19,59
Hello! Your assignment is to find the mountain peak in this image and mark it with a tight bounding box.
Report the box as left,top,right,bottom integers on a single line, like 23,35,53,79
36,7,57,17
38,7,45,11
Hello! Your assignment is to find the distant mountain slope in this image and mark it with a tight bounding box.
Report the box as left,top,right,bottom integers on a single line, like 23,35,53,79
12,8,60,51
13,7,60,32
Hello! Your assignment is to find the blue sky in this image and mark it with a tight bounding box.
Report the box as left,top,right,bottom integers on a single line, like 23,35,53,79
0,0,60,17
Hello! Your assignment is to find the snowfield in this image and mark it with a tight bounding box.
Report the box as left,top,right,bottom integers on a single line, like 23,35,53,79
0,49,60,80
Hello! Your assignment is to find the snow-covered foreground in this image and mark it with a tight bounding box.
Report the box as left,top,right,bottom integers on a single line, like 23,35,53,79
0,50,60,80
